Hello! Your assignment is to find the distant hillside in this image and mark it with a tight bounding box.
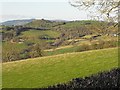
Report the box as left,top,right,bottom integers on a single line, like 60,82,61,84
1,19,35,26
25,19,66,28
2,19,118,62
49,19,69,22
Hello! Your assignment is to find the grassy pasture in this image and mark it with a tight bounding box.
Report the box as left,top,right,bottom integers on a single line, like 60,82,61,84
21,29,60,38
19,29,60,44
3,48,118,88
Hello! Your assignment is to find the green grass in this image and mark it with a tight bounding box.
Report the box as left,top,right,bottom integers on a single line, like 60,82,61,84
3,48,118,88
20,29,60,43
25,19,66,28
62,20,100,28
45,46,79,56
21,29,60,38
25,19,53,28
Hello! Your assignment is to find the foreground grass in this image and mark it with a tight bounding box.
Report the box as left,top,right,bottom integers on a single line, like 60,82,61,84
3,48,118,88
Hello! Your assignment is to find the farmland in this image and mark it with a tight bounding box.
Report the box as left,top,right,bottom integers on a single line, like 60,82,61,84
1,20,118,62
3,48,118,88
1,19,119,88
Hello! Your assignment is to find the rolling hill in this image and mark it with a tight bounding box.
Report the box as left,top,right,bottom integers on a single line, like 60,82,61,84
2,47,118,88
1,19,34,26
2,19,118,62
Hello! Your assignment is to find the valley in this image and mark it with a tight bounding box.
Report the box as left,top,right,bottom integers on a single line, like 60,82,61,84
1,19,119,88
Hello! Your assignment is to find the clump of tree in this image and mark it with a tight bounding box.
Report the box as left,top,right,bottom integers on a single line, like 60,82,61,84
2,43,44,62
2,47,20,62
76,44,91,52
76,40,117,52
28,43,43,58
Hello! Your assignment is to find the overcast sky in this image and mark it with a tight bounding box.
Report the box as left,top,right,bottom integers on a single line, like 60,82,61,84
0,0,90,22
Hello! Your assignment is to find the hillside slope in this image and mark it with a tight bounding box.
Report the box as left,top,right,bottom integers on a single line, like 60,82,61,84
1,19,34,26
2,20,118,62
3,48,118,88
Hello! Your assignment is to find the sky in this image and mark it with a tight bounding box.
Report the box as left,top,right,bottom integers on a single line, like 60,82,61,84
0,0,90,22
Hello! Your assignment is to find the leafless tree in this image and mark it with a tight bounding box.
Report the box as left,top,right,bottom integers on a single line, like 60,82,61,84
69,0,120,24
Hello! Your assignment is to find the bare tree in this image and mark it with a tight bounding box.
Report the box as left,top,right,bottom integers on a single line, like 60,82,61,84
69,0,120,23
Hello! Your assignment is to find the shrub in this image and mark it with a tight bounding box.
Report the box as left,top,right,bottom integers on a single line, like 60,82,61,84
76,44,91,52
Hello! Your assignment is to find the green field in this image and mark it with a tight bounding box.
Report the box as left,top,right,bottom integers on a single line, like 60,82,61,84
20,29,60,43
3,47,118,88
21,29,60,38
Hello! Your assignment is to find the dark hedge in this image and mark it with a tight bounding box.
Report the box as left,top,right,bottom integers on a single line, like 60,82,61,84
33,68,120,90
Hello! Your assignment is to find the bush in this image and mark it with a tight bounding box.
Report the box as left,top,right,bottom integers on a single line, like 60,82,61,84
28,44,44,58
76,44,91,52
19,53,30,59
91,41,104,50
24,41,34,46
75,40,118,53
